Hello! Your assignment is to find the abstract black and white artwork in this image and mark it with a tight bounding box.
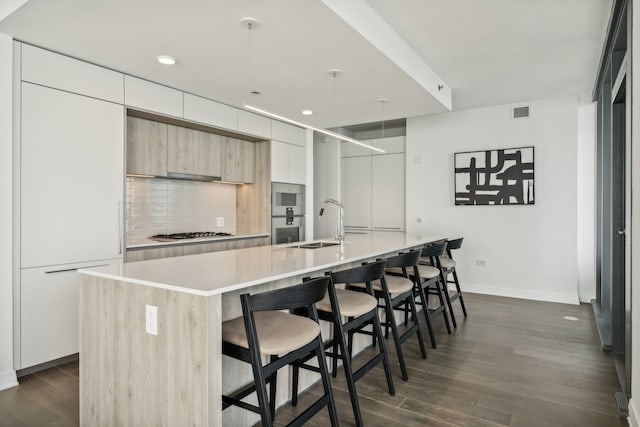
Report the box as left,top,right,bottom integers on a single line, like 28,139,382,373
454,146,534,205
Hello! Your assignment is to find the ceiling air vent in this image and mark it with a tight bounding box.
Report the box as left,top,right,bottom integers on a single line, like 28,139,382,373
512,105,530,119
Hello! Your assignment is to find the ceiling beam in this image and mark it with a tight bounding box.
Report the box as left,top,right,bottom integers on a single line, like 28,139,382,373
321,0,452,111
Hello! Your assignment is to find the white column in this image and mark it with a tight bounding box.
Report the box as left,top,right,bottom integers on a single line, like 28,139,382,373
0,32,17,390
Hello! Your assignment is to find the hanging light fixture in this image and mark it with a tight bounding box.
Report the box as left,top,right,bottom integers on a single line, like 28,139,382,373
378,98,389,138
240,19,384,154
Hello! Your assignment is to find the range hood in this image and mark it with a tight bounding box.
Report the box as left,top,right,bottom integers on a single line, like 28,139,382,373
166,172,222,182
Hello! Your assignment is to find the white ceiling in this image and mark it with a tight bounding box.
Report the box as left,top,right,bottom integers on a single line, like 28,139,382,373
0,0,612,128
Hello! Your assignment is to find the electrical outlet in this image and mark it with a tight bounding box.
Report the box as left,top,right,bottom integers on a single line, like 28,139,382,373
476,259,488,267
146,304,158,335
216,217,224,227
414,155,424,165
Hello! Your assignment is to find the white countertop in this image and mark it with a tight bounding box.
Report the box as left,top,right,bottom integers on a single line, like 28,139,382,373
126,232,270,249
80,232,447,296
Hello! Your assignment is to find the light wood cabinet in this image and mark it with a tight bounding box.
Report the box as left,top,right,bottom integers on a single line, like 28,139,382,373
167,125,223,178
125,246,183,262
127,116,168,176
222,137,255,183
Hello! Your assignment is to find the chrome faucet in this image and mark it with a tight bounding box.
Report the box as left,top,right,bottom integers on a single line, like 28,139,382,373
319,198,345,241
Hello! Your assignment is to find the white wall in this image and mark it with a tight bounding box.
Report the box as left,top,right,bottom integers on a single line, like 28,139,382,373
406,96,580,304
576,99,597,302
0,33,17,390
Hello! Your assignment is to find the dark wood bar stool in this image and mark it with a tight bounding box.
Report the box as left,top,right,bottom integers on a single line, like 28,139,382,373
350,251,427,381
221,277,338,427
292,261,395,427
439,237,468,323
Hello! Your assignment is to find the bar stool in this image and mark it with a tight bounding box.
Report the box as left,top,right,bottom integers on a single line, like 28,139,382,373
415,242,453,345
350,251,427,381
221,277,338,427
439,237,468,323
291,261,395,427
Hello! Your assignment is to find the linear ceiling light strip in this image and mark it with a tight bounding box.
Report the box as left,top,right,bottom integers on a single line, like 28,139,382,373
243,104,386,154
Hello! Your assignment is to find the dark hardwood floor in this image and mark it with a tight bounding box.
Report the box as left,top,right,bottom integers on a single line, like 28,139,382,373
0,293,628,426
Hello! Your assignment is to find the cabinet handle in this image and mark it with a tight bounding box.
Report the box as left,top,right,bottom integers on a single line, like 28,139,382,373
346,226,369,229
373,227,402,230
45,264,108,274
118,201,123,255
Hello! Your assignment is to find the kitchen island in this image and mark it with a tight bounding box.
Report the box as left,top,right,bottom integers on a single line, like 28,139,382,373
78,231,445,426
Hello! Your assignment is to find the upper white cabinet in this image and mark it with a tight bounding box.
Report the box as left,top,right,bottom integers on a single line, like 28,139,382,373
372,136,405,155
21,44,124,104
339,136,405,231
125,75,183,118
341,156,372,229
271,120,305,147
271,140,306,185
21,83,124,268
371,153,405,230
183,93,238,131
238,110,271,139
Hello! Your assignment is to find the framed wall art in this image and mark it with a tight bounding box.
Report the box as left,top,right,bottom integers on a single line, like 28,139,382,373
454,146,534,205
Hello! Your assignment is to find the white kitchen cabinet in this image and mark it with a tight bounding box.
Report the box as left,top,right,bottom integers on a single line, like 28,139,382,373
21,83,124,268
271,120,305,147
238,110,271,139
341,156,372,230
20,259,121,368
183,93,238,131
288,144,306,185
125,75,183,118
270,140,290,183
372,153,405,231
271,140,306,184
340,137,405,231
372,136,405,155
341,140,372,157
21,44,124,104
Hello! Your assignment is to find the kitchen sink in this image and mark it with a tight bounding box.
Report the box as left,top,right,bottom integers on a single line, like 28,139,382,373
296,241,341,249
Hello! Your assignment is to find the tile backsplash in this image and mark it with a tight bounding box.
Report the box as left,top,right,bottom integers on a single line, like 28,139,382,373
126,177,237,240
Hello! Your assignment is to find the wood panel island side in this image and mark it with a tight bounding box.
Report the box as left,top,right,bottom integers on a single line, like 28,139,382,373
78,232,445,426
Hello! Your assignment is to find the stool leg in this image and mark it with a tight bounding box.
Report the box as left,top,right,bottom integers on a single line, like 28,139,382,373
382,291,409,381
332,323,339,378
314,336,339,427
440,270,457,328
372,310,396,395
452,268,468,317
334,319,365,427
268,355,277,419
433,278,453,334
416,282,437,348
291,361,300,406
409,292,427,359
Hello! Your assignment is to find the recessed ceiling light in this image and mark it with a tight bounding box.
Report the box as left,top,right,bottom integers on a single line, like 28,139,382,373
157,55,176,65
301,109,313,116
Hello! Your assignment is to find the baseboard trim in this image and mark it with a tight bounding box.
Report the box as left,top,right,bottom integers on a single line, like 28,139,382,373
629,398,638,427
0,369,18,391
454,283,580,305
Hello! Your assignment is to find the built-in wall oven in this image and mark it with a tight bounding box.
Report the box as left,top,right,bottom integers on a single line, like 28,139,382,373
271,183,305,244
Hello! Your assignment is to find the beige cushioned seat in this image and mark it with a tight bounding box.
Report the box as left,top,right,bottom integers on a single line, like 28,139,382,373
417,264,440,279
222,311,320,355
438,257,456,269
316,288,378,317
349,275,413,294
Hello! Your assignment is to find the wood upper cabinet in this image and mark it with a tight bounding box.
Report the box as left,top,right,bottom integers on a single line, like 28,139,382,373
222,137,255,183
167,125,223,178
127,116,168,176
